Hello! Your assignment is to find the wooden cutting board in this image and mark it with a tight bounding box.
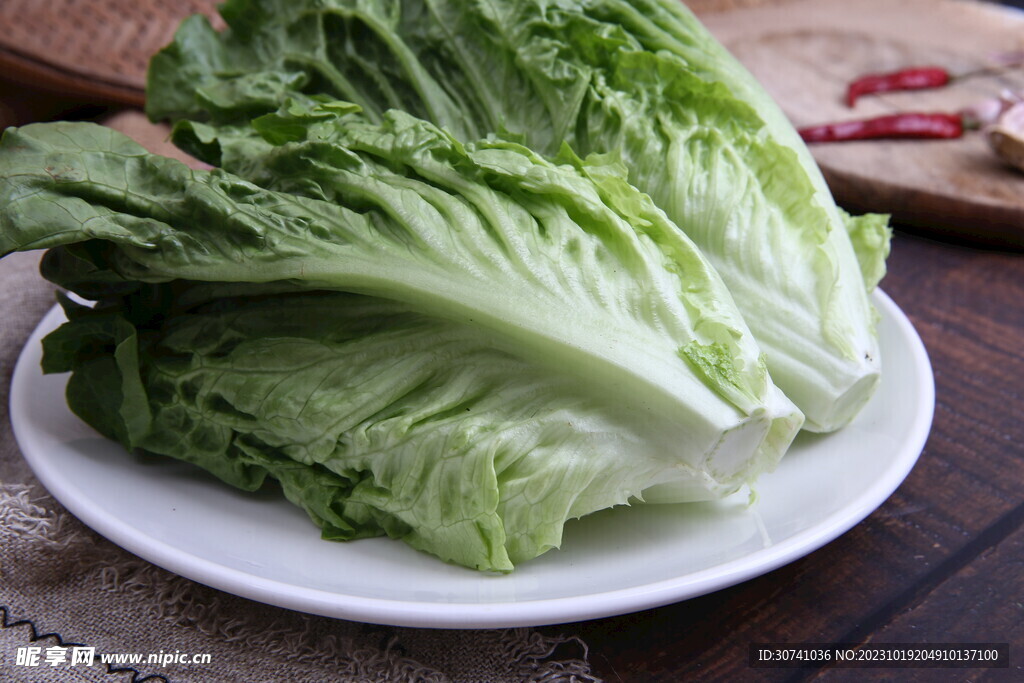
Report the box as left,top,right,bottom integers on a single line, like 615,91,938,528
700,0,1024,246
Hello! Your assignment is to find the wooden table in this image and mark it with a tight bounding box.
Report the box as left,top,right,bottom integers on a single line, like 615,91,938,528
543,231,1023,680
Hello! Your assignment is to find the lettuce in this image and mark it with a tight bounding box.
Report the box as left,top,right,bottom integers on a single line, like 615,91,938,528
0,116,801,571
147,0,890,431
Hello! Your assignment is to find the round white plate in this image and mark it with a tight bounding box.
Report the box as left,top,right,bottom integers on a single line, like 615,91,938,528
10,290,933,629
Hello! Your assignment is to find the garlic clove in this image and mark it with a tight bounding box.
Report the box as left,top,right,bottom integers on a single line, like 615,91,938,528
986,102,1024,171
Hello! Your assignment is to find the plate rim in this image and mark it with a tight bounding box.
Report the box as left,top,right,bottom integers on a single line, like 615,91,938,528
9,289,934,628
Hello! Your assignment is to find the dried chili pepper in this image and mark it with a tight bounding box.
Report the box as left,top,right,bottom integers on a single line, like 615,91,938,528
846,67,951,107
798,112,964,143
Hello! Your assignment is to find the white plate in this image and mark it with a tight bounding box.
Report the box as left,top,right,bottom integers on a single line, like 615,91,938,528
10,290,933,629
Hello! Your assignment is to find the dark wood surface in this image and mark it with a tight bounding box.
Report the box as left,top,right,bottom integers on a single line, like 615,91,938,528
542,232,1024,680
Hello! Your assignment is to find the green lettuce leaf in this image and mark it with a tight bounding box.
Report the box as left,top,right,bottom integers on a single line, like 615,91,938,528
841,209,892,292
0,118,802,570
54,290,794,571
147,0,890,430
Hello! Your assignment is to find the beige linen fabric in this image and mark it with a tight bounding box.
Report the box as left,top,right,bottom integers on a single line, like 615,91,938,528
0,251,599,682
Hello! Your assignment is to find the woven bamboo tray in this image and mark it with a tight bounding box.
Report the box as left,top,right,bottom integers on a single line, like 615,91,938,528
0,0,222,105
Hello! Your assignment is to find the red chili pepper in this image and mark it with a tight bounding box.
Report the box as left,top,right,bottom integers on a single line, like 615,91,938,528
846,67,951,107
798,113,963,143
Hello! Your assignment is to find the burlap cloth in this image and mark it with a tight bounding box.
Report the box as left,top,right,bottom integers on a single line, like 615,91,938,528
0,239,598,682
